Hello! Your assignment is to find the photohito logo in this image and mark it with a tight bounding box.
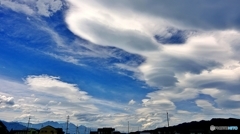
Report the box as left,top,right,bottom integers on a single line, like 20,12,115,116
210,125,215,131
210,125,238,131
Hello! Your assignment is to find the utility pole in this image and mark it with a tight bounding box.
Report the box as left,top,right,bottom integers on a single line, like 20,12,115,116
76,125,77,134
66,115,69,134
27,116,31,134
127,121,129,134
167,112,169,127
76,125,80,134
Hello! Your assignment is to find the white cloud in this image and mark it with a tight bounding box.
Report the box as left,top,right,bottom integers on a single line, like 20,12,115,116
128,99,135,105
24,75,91,102
44,52,85,66
36,0,63,17
0,75,239,130
0,76,141,130
146,87,199,102
63,0,240,130
0,76,96,123
65,0,165,54
201,88,221,98
2,0,240,130
65,0,240,128
115,63,140,73
229,95,240,101
64,0,240,91
79,0,240,30
0,0,64,17
196,100,213,108
0,0,34,15
177,110,191,114
0,94,14,105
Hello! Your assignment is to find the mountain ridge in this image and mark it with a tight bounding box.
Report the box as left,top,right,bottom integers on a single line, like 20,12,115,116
1,120,96,134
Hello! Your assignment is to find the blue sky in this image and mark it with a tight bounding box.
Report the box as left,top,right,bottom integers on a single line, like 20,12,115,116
1,0,240,132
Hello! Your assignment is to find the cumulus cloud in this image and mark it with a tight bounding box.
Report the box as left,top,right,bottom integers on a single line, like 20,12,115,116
24,75,91,102
0,76,97,123
36,0,63,17
0,95,14,105
0,76,139,129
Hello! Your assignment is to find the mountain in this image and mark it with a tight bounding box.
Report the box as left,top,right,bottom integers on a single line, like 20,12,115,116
1,120,27,131
1,120,96,134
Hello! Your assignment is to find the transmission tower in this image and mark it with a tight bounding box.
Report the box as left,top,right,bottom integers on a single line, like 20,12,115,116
27,116,31,131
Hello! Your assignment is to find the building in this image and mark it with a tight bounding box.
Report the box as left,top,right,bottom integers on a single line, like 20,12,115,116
39,125,64,134
28,128,39,134
113,131,121,134
0,121,9,134
90,131,98,134
9,128,39,134
97,128,115,134
9,130,28,134
91,128,120,134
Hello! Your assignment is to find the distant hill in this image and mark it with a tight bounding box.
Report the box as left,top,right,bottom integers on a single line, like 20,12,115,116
154,118,240,134
129,118,240,134
1,120,97,134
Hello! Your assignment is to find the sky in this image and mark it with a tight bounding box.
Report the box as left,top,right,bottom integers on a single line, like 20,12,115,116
1,0,240,132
